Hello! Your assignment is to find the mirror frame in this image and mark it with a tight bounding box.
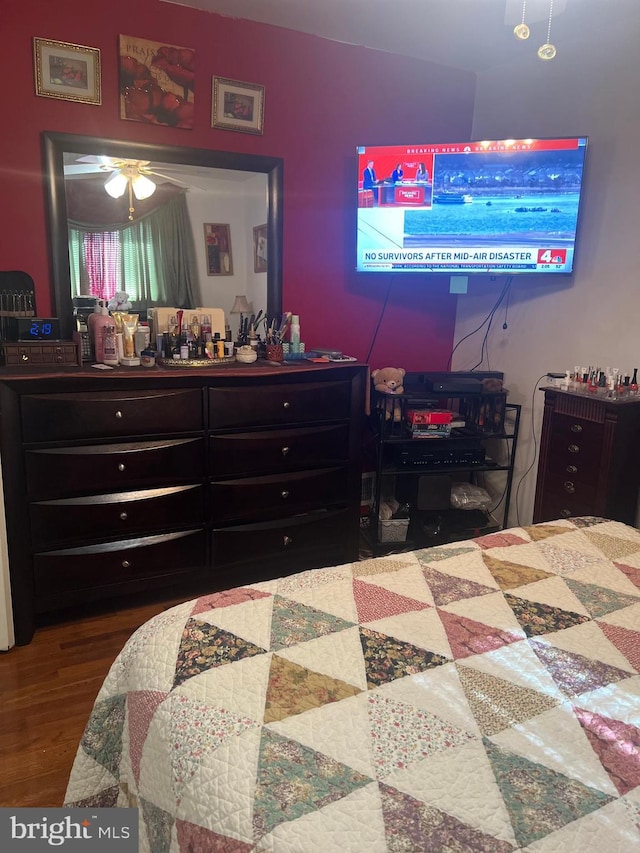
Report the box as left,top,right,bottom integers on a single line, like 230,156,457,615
43,131,283,340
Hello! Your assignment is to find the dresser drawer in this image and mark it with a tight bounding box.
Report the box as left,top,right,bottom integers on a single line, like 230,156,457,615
548,413,603,450
25,437,205,500
536,472,599,521
212,508,355,578
210,424,350,476
33,529,206,600
21,388,202,442
211,466,349,523
209,380,352,429
30,483,205,549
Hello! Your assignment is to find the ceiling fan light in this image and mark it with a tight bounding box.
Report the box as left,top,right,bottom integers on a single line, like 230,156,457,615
104,170,128,199
131,173,156,200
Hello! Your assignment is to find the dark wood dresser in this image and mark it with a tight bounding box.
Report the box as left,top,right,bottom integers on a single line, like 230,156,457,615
533,386,640,525
0,361,367,644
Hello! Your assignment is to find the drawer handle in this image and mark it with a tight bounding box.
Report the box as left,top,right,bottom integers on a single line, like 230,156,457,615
119,511,128,520
21,353,29,362
568,444,580,454
283,401,291,409
560,509,572,518
122,560,131,568
281,490,290,499
283,535,293,547
118,463,126,472
115,410,123,419
566,465,578,474
563,481,575,493
570,423,583,433
281,446,290,456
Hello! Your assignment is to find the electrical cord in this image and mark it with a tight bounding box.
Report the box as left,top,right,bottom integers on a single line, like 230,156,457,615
447,276,513,371
514,373,548,526
365,275,394,365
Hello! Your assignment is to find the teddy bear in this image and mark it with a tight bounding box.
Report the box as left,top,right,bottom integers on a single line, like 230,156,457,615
371,367,406,420
107,291,132,313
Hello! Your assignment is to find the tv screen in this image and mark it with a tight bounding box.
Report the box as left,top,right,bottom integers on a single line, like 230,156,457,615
356,137,588,275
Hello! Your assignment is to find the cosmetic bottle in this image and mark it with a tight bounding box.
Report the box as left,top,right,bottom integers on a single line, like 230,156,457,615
101,323,119,366
290,315,301,353
631,368,638,395
91,303,113,363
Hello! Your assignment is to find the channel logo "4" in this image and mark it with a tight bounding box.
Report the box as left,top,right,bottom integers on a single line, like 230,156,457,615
537,248,566,264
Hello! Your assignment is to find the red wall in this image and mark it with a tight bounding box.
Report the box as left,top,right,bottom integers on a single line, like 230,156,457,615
2,0,476,371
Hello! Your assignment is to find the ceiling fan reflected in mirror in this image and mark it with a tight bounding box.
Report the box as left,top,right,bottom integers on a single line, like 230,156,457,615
64,154,198,219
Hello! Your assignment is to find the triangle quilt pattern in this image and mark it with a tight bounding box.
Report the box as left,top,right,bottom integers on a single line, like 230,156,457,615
359,626,449,688
263,654,362,724
64,517,640,851
573,707,640,795
173,618,266,688
565,577,640,617
437,608,522,659
483,737,614,847
353,577,430,622
421,565,496,606
529,638,634,697
269,594,356,650
252,728,372,839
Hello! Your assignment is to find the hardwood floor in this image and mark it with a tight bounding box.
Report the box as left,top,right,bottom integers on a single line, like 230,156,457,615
0,594,192,808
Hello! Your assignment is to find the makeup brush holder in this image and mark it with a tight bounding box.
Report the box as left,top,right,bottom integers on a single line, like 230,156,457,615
266,343,284,362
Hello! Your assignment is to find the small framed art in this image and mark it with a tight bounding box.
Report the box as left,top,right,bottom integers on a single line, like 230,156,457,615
211,76,264,135
253,224,268,273
33,37,101,105
204,223,233,276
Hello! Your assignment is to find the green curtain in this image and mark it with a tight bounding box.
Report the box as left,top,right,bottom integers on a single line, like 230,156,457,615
68,192,198,309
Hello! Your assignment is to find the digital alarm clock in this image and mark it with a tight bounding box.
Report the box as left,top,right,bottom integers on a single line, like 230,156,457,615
4,317,60,341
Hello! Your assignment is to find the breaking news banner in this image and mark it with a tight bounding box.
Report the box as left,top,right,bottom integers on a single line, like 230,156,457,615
0,809,138,851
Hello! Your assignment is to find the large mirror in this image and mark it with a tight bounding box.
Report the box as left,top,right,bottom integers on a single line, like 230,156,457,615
43,132,283,340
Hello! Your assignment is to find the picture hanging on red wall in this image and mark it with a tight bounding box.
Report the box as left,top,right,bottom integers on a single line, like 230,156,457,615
119,35,194,129
211,76,264,135
33,37,101,105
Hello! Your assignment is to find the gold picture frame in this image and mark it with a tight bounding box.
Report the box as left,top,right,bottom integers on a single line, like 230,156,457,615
253,224,268,273
33,37,101,105
204,223,233,276
211,76,264,135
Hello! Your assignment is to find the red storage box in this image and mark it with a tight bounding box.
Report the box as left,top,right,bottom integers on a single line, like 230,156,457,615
405,409,452,426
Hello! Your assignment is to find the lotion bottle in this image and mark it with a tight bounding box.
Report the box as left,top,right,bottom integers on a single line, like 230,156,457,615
91,303,113,364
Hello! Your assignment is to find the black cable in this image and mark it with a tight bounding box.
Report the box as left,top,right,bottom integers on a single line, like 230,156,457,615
514,373,548,526
365,275,394,364
447,276,512,371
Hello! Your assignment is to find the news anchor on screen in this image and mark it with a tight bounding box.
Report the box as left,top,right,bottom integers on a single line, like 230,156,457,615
363,160,378,203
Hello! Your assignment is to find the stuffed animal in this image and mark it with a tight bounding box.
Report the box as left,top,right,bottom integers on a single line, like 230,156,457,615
107,291,132,313
371,367,406,420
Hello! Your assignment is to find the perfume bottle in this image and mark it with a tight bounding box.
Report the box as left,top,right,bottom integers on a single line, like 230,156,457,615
630,368,638,395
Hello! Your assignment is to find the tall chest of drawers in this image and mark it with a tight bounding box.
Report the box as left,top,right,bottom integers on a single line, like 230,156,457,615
0,362,366,644
533,387,640,525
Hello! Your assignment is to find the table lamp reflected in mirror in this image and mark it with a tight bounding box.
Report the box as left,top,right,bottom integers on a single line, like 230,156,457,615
230,294,251,342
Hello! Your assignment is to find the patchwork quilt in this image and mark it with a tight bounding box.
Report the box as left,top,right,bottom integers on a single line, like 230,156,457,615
65,517,640,851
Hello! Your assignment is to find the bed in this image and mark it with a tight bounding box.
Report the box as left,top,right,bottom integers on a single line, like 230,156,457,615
64,517,640,851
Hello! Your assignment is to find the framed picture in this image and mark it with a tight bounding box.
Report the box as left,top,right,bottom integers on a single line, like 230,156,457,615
119,35,194,129
253,224,268,273
204,224,233,276
211,77,264,135
33,38,101,105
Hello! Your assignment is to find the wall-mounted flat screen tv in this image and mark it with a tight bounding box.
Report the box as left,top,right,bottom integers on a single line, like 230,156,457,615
356,137,588,275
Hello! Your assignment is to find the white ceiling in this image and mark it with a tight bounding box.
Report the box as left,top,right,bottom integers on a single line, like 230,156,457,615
160,0,632,73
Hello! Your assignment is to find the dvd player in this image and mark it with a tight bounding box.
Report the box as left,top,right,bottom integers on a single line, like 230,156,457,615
423,378,483,394
392,441,485,468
